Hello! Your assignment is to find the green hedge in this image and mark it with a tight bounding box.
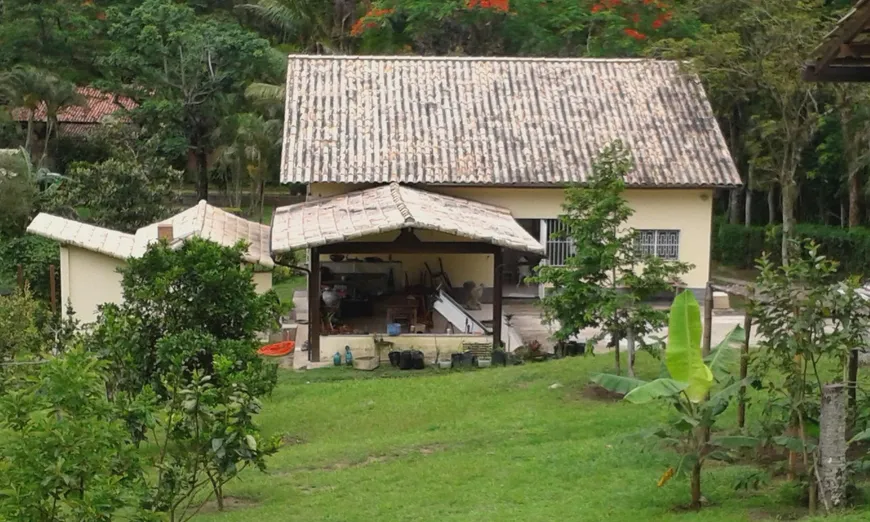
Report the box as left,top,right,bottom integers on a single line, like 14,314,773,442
713,220,870,276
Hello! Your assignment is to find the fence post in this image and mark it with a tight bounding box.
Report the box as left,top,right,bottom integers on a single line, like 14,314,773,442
49,264,57,315
819,383,848,510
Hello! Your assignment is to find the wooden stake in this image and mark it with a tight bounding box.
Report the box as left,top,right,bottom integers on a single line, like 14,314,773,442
492,249,503,352
848,349,859,413
49,264,57,315
738,312,752,429
702,283,713,357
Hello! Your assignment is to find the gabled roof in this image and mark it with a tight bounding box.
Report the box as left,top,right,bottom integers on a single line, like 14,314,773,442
271,183,545,254
12,86,137,124
27,213,135,260
134,201,274,267
27,201,274,268
281,55,741,188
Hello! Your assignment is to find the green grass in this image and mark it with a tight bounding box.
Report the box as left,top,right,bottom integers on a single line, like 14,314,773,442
272,275,305,305
195,355,870,522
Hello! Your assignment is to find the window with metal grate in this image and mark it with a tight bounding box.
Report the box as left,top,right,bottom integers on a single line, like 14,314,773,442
636,230,680,260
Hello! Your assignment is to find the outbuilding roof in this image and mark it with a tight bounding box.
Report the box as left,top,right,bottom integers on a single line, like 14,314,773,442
281,55,741,188
12,86,137,124
134,201,274,267
271,183,545,254
27,201,273,268
26,213,136,260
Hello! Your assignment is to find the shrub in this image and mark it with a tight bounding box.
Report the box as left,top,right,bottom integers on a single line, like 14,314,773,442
714,220,870,276
0,351,147,521
0,235,60,300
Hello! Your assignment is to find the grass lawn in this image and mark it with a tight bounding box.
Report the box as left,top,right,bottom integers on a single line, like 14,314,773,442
196,354,870,522
272,275,305,306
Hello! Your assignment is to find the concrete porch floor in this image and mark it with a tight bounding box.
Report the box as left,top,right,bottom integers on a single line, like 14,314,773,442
289,290,757,362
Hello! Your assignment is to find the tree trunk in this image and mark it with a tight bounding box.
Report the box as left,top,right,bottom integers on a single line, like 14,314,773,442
781,177,797,266
745,165,754,226
613,334,621,376
744,191,753,227
728,189,742,225
690,460,702,509
626,328,635,378
25,113,34,156
42,117,53,164
259,177,266,224
819,384,848,510
849,169,861,227
195,148,209,202
767,186,777,225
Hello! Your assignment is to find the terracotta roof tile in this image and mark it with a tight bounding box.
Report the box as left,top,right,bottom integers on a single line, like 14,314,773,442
271,183,544,254
281,55,741,188
12,86,137,124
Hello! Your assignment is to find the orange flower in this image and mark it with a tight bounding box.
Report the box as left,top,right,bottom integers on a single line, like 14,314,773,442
623,28,647,40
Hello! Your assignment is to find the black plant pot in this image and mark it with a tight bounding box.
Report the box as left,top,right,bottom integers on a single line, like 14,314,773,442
399,350,415,370
492,350,508,366
388,351,402,367
411,350,425,370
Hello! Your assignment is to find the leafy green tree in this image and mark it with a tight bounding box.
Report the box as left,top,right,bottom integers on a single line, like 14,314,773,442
750,240,870,509
101,0,277,201
212,112,281,221
0,0,106,82
531,141,690,375
592,291,750,509
0,351,147,522
144,352,279,516
87,238,280,399
59,158,180,233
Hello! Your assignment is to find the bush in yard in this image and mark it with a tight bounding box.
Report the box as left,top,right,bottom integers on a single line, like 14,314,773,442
0,351,147,521
143,349,279,517
714,219,870,276
531,140,691,376
0,234,60,300
750,240,870,512
86,237,281,400
592,291,751,509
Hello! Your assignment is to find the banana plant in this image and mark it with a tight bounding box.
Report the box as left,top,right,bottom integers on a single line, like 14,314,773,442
591,290,757,509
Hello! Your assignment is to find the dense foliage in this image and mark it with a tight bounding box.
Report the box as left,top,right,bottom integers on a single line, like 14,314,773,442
593,292,749,509
532,141,690,375
87,237,281,399
714,220,870,276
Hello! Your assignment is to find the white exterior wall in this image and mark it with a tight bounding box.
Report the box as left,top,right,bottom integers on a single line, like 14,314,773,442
61,246,126,324
61,246,274,325
253,271,273,294
309,183,714,290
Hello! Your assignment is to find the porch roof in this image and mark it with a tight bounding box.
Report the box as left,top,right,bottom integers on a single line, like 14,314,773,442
270,183,545,255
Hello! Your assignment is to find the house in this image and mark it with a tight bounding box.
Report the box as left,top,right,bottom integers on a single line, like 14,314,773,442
270,55,741,362
12,86,137,137
27,201,273,324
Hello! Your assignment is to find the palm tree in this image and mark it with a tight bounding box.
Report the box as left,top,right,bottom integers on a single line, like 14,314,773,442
40,78,86,162
236,0,338,52
213,113,281,222
0,66,50,155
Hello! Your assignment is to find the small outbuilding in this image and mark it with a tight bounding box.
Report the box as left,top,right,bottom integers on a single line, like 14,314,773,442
27,201,274,324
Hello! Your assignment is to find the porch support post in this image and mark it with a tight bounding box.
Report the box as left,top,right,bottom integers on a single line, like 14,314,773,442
308,247,321,362
492,248,503,350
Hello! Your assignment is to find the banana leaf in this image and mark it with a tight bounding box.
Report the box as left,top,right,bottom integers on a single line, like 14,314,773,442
589,373,647,395
705,325,745,381
665,291,712,402
624,378,688,404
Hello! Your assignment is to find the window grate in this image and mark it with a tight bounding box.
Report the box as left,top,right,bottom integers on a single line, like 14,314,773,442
636,230,680,260
545,219,576,266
